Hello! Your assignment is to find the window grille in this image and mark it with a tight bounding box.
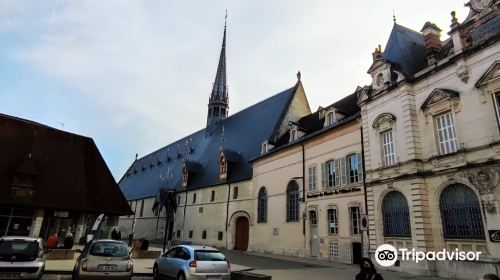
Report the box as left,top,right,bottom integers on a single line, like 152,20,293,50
440,184,485,240
287,181,300,222
257,187,268,223
382,191,411,237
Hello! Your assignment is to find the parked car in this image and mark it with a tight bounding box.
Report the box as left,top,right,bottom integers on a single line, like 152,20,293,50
0,236,46,280
72,239,133,280
153,245,230,280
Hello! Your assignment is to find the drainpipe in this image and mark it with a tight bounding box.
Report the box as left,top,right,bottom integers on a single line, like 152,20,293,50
301,143,306,236
182,191,187,240
360,125,370,254
225,183,231,249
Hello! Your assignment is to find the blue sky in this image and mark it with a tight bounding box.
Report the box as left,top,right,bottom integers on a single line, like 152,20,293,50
0,0,468,179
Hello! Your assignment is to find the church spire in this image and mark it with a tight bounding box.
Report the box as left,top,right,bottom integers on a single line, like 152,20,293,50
207,12,229,135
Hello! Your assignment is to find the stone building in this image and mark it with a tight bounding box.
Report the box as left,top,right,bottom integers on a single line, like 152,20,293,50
117,22,311,248
250,92,366,263
358,0,500,278
0,113,132,243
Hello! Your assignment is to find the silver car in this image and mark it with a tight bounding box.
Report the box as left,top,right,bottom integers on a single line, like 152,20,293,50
153,245,230,280
73,239,133,280
0,236,46,280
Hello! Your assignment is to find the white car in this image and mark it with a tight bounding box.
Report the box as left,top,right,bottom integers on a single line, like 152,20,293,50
0,236,46,280
153,245,230,280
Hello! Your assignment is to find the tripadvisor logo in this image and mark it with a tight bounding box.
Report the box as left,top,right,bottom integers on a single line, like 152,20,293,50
375,244,482,267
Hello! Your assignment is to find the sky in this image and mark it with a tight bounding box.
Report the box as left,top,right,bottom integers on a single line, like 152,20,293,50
0,0,469,179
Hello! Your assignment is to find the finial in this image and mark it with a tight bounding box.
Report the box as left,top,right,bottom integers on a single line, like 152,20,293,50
135,153,138,160
225,9,228,28
297,71,301,81
393,9,396,24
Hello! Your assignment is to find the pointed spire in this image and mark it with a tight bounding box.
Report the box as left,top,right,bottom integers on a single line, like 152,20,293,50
207,12,230,135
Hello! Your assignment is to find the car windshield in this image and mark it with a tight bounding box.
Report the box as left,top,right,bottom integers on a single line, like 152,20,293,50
0,240,39,261
90,242,128,257
195,250,226,261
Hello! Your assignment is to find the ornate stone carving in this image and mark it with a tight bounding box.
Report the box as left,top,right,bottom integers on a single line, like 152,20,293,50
372,113,396,131
467,168,499,195
456,60,470,84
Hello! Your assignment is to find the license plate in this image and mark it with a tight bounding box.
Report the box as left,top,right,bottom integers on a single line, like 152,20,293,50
206,276,222,280
0,273,20,279
98,264,117,271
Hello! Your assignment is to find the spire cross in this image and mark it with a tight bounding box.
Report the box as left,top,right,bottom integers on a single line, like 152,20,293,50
225,9,228,28
393,9,397,23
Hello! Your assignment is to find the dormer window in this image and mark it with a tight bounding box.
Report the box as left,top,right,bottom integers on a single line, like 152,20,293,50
182,166,189,187
290,129,298,142
326,111,335,126
219,154,227,179
261,142,268,154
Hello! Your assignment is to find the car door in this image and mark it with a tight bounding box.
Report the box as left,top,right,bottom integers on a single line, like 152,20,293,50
172,247,191,275
159,247,178,277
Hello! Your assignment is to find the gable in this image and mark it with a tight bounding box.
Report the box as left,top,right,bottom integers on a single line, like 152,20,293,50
421,88,460,110
475,60,500,88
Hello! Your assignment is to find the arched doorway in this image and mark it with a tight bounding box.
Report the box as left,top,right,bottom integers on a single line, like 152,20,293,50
234,216,249,250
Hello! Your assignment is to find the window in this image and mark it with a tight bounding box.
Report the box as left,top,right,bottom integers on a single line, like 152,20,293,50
381,129,396,166
211,190,215,202
139,200,145,217
309,210,317,225
202,230,207,239
328,240,339,257
218,231,223,241
189,230,193,238
382,191,411,237
261,142,268,154
290,129,298,142
308,166,317,191
326,160,340,187
219,155,227,177
327,208,338,235
494,92,500,123
326,111,335,126
350,206,361,235
177,195,181,205
233,186,239,200
435,112,458,155
182,166,188,186
199,207,203,213
439,184,485,240
286,181,300,222
257,187,268,223
192,193,197,204
176,230,181,238
347,154,363,183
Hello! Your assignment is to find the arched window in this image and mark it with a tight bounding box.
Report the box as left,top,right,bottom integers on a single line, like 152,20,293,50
439,184,485,240
257,187,267,223
326,111,335,126
286,181,300,222
382,191,411,237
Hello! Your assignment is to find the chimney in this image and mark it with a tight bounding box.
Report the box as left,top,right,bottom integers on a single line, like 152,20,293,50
372,45,382,62
421,22,442,64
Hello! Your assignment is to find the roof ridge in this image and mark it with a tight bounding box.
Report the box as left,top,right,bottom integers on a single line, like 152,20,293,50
133,85,297,163
0,113,92,140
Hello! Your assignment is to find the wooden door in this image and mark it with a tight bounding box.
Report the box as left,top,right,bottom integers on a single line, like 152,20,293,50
234,217,249,250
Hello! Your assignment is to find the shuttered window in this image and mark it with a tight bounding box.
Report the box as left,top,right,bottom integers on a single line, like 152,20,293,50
435,112,458,155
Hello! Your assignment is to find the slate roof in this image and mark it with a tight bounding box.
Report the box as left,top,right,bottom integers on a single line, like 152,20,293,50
382,24,428,77
265,92,360,154
0,114,133,216
119,84,298,200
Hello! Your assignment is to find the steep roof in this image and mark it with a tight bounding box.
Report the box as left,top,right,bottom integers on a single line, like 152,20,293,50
382,24,427,77
266,92,360,154
119,84,298,200
0,114,133,215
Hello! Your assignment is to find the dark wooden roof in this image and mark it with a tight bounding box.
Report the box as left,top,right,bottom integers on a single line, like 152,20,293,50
0,114,133,216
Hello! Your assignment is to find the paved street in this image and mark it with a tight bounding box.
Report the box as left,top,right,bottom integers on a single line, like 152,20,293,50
41,247,479,280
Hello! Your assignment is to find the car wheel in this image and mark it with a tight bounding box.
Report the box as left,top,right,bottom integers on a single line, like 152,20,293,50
177,271,186,280
153,265,159,280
